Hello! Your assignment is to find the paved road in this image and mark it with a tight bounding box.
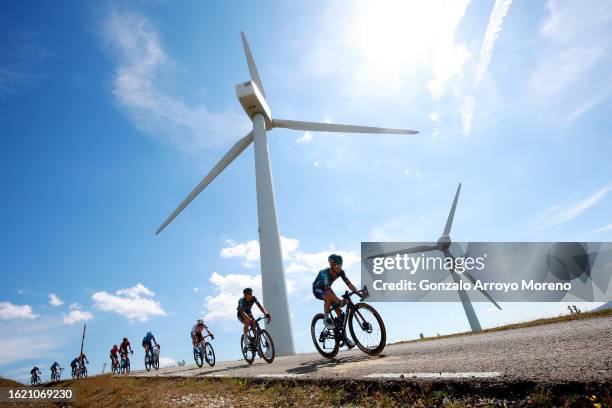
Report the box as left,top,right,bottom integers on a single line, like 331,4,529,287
132,316,612,384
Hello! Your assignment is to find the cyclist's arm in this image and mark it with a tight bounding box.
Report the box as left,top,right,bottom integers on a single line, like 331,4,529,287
255,299,267,315
341,272,359,293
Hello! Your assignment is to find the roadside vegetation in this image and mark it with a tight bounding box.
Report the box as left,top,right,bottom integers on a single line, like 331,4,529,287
394,308,612,345
0,375,609,407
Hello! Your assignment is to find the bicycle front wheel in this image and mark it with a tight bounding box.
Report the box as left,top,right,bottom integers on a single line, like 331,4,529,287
241,334,255,365
348,302,386,355
311,313,339,359
205,343,216,367
258,330,275,364
144,355,151,372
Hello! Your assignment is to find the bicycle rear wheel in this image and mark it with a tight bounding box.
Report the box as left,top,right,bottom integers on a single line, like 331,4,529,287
153,354,159,370
205,342,216,367
241,334,255,365
258,330,275,364
348,302,386,355
311,313,339,359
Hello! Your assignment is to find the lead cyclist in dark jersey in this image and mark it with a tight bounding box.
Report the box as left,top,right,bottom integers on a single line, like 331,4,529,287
313,254,361,328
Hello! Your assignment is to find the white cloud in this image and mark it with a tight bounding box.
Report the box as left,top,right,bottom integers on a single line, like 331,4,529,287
62,310,93,325
296,131,314,144
475,0,513,84
48,293,64,307
461,96,475,136
0,302,38,320
92,283,167,322
427,112,440,122
100,9,248,153
203,272,262,322
213,236,360,311
194,286,203,293
69,303,81,310
220,239,261,268
590,223,612,235
528,0,612,121
528,184,612,231
0,32,47,96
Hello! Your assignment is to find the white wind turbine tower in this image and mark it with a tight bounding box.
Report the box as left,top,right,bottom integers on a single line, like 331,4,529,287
156,32,418,355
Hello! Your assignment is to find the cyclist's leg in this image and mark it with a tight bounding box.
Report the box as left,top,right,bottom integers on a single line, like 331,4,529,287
323,289,343,317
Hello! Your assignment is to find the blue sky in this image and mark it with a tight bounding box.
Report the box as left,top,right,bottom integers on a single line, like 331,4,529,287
1,0,611,382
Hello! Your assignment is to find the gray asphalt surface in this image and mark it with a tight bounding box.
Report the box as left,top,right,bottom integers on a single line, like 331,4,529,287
131,315,612,384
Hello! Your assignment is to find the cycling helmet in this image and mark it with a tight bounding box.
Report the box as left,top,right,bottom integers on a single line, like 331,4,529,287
123,337,128,342
146,331,152,337
113,344,118,349
197,319,204,325
243,287,253,294
328,254,343,266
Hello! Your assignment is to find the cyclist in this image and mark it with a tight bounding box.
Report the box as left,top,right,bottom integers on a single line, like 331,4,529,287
313,254,360,328
78,352,89,366
142,331,159,359
70,357,79,376
237,288,270,346
30,366,41,381
110,345,120,368
119,337,133,359
50,361,61,377
191,319,214,349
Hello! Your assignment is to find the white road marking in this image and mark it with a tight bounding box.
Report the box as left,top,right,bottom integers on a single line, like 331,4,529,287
255,374,304,378
365,372,502,379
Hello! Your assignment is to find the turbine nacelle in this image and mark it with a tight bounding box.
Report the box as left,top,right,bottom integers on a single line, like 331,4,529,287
437,235,452,251
235,80,272,127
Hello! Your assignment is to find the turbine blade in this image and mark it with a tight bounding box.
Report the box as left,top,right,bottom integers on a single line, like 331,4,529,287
240,31,265,98
367,245,438,259
462,271,503,310
271,118,418,135
442,183,461,236
155,132,254,235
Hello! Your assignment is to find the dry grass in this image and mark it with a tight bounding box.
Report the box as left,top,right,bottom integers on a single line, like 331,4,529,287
393,309,612,345
0,375,609,407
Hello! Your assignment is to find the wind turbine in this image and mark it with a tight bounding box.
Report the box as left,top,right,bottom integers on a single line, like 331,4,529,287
367,183,501,332
156,32,418,355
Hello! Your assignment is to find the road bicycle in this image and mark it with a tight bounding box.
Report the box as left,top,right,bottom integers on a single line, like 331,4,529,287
111,357,120,374
50,368,63,382
120,352,132,374
311,286,386,359
144,345,160,371
79,362,88,378
241,316,275,365
193,334,216,368
30,372,41,386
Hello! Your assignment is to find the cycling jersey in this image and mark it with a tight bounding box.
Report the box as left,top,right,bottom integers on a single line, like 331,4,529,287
119,340,131,353
312,267,350,290
31,367,39,375
51,363,60,371
237,296,260,315
70,359,78,368
110,348,119,357
191,323,208,337
142,334,156,347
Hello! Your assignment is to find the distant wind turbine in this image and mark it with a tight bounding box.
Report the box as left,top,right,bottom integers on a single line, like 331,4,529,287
156,32,419,355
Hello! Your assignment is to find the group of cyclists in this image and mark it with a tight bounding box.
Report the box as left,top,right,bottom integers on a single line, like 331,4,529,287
29,254,373,383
